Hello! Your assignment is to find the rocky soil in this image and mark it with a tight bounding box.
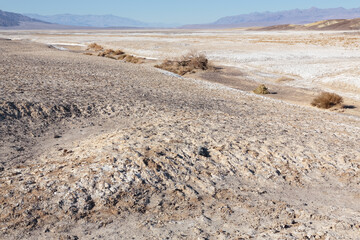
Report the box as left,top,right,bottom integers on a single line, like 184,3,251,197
0,39,359,239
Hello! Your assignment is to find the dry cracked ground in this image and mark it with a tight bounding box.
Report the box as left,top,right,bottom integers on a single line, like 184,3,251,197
0,39,360,239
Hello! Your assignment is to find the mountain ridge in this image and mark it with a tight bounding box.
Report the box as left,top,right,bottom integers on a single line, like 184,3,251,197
183,7,360,29
2,7,360,30
24,13,149,28
0,9,45,27
24,13,179,28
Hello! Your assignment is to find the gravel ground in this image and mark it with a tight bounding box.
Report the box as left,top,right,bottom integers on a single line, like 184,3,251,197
0,39,360,239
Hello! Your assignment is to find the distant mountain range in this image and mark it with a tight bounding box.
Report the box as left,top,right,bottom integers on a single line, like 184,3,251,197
183,7,360,28
2,7,360,30
0,9,177,29
0,10,92,29
24,7,360,29
24,13,148,28
0,9,45,27
24,13,178,28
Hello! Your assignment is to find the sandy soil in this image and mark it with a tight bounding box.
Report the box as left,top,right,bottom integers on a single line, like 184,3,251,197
193,66,360,117
1,28,360,116
0,37,360,239
1,29,360,99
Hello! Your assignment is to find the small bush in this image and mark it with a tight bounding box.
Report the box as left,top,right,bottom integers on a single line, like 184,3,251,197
253,84,270,94
87,43,103,51
181,51,209,71
311,92,343,109
155,51,211,75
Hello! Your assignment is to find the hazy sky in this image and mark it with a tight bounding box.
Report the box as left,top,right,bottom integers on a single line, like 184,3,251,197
2,0,359,24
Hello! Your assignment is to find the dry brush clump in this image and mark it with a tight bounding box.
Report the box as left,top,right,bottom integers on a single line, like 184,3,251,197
122,54,144,64
98,49,125,57
85,43,143,64
311,92,344,109
87,43,103,51
155,51,212,75
253,84,270,94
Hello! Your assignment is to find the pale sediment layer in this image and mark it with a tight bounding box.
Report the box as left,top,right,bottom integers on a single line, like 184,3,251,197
2,30,360,101
0,39,359,239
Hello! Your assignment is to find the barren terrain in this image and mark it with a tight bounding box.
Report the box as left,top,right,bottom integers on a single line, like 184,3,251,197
1,29,360,112
0,30,360,239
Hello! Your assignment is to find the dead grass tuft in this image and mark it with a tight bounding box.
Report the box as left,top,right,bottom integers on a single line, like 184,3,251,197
100,49,124,56
84,44,143,64
155,51,212,75
87,43,103,51
123,55,144,64
114,49,125,55
253,84,270,94
311,92,344,109
95,48,143,63
117,54,144,63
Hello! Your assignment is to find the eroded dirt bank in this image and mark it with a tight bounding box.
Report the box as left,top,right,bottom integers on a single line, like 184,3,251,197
0,39,360,239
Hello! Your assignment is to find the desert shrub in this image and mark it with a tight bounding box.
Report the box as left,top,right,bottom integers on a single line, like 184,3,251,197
117,54,126,60
181,51,209,70
124,54,143,64
98,49,112,57
87,43,103,51
97,49,125,57
311,92,343,109
103,49,115,55
155,51,211,75
114,49,125,55
253,84,270,94
86,45,143,63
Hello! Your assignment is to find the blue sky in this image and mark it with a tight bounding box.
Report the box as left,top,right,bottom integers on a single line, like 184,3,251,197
1,0,359,24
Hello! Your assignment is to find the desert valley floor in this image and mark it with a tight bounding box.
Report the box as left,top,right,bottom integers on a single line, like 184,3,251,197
0,30,360,239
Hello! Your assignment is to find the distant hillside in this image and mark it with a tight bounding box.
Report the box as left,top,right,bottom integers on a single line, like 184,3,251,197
24,13,171,28
183,7,360,29
0,10,165,30
255,18,360,31
0,9,44,27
